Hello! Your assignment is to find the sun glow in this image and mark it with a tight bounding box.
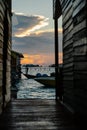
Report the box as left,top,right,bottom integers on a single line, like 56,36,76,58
21,53,63,65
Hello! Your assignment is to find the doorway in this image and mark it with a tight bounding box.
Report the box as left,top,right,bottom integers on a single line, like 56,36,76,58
12,0,62,99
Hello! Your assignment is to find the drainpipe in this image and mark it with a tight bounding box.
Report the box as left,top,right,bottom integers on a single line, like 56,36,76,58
54,18,59,100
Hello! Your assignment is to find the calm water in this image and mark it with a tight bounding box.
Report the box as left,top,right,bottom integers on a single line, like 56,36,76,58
17,67,56,99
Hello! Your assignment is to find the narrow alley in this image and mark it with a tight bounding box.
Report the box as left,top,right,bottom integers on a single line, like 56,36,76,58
0,0,87,130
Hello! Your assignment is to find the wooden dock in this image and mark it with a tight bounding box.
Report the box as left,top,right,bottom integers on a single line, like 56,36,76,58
0,99,82,130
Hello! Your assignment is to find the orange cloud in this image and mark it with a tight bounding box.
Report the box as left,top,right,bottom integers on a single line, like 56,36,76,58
21,54,50,65
21,53,63,65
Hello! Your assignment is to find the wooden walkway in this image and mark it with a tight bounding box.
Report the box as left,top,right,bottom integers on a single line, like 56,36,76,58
0,99,81,130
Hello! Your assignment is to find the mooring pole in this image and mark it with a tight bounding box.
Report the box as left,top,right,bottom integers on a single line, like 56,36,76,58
54,18,59,100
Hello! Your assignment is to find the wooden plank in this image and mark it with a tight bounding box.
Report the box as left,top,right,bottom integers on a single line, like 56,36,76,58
0,27,3,36
63,72,73,76
74,73,87,80
64,44,73,53
0,47,2,55
63,62,73,68
73,29,86,41
0,3,4,16
0,11,4,22
0,34,3,42
63,30,73,42
73,8,86,25
73,0,86,17
63,89,74,107
0,104,2,114
63,54,72,63
63,80,73,87
74,80,87,89
73,37,87,47
74,55,87,62
63,57,73,64
63,24,73,38
64,76,73,81
74,62,87,70
0,87,2,95
74,45,87,55
0,71,2,78
62,0,71,12
63,67,73,73
62,0,87,119
6,72,11,80
63,39,73,48
74,91,87,106
0,99,80,129
63,18,72,30
0,22,3,30
73,0,84,9
63,8,73,25
0,1,5,12
63,1,72,19
0,79,2,87
0,41,3,48
73,20,86,34
7,55,11,61
0,63,3,71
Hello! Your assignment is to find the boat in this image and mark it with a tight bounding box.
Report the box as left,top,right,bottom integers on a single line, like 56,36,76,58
22,73,36,79
34,77,55,87
22,72,49,79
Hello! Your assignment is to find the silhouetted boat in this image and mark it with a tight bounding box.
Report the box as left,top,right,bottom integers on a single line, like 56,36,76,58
22,72,49,79
22,72,55,87
34,77,55,87
22,73,36,79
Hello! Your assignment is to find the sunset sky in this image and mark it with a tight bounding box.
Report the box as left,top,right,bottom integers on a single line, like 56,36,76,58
12,0,62,66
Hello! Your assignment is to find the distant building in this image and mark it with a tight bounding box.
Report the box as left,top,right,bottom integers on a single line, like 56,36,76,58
53,0,87,118
25,64,40,67
0,0,11,114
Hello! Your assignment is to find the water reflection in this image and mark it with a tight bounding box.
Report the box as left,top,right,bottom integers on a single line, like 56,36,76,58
17,67,55,99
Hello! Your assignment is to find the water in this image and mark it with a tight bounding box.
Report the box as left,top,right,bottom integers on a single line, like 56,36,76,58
17,67,55,99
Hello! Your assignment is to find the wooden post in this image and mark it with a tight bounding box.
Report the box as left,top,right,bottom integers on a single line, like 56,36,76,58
54,18,59,100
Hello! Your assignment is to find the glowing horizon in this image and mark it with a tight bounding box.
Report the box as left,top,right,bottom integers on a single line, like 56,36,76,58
21,53,63,66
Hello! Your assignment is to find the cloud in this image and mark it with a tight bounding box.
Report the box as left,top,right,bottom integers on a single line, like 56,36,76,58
12,30,63,65
12,30,62,54
12,12,49,37
12,12,63,65
12,30,53,52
